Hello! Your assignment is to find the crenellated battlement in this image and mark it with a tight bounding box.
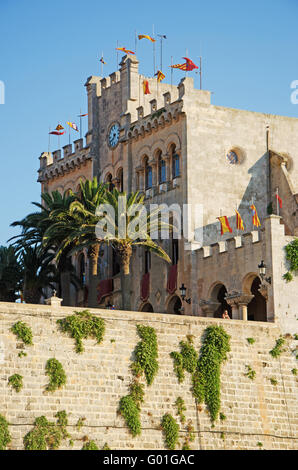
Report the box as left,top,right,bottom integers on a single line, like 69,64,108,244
37,137,91,183
194,230,262,260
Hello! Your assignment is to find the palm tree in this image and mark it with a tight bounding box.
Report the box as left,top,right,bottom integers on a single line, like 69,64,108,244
42,178,107,307
19,245,57,304
0,246,22,302
96,188,171,310
10,191,79,305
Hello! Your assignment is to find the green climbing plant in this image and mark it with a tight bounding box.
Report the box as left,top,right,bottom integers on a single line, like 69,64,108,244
283,238,298,282
11,321,33,346
161,414,179,450
23,412,69,450
0,415,11,450
8,374,23,393
182,420,195,450
45,358,67,392
57,310,105,354
244,365,256,380
82,440,99,450
131,325,158,386
119,380,144,437
270,337,286,358
170,336,198,383
192,326,230,423
175,397,186,424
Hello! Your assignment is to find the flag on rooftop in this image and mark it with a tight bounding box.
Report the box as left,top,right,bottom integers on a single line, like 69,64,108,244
143,80,150,95
66,121,79,132
100,57,106,64
56,124,64,131
78,113,88,117
170,57,199,71
49,130,65,135
276,193,282,209
116,47,135,54
138,34,156,43
155,70,165,82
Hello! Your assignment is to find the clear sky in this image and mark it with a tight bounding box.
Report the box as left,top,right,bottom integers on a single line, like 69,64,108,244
0,0,297,246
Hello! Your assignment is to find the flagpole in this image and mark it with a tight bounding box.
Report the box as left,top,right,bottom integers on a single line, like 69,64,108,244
135,30,137,56
185,49,188,78
116,40,119,70
171,56,173,87
69,123,71,145
48,125,51,154
80,109,82,140
152,25,155,76
101,51,103,76
200,56,202,90
276,187,279,217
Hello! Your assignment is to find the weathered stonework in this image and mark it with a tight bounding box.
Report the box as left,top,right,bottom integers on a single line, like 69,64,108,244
0,303,297,450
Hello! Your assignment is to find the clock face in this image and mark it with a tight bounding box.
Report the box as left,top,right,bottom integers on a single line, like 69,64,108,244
108,123,120,148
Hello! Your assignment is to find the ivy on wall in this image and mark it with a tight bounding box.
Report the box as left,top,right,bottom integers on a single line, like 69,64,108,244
283,238,298,282
270,337,286,358
11,321,33,346
161,413,179,450
0,415,11,450
57,310,105,353
170,336,198,383
45,358,67,392
192,326,230,423
8,374,23,393
131,325,158,385
23,411,69,450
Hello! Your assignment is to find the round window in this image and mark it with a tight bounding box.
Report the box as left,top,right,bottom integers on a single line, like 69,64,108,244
226,150,239,165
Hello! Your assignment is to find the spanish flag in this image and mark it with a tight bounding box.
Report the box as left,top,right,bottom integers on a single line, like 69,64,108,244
250,204,261,227
217,216,233,235
155,70,165,82
143,80,150,95
235,210,244,231
138,34,155,43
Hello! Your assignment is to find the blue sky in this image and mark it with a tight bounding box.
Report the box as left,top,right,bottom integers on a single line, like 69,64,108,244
0,0,297,246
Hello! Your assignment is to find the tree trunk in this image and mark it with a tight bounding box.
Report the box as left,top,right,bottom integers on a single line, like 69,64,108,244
60,271,71,306
87,243,100,308
118,245,132,310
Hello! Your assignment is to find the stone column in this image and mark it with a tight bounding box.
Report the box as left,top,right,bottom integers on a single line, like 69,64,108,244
237,294,254,321
199,299,221,317
225,294,240,319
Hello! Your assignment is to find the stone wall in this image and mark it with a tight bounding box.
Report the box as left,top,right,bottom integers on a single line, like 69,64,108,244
0,302,297,450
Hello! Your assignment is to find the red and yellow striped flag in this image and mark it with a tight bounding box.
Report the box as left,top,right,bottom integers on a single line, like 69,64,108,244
155,70,165,82
138,34,155,43
235,210,244,231
250,204,261,227
143,80,150,95
217,216,233,235
116,47,135,55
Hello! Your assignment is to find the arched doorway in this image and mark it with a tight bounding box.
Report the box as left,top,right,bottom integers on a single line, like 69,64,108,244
167,295,182,315
210,283,232,318
140,302,154,312
247,276,267,322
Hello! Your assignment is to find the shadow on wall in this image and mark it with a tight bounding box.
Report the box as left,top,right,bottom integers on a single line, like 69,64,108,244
196,154,269,246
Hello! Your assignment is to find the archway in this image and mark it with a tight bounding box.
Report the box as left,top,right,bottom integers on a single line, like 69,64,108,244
247,276,267,322
210,283,231,318
167,295,182,315
140,302,154,312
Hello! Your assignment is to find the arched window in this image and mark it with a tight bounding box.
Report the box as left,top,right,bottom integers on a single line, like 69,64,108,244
144,157,152,189
158,151,166,183
171,145,180,179
106,173,114,192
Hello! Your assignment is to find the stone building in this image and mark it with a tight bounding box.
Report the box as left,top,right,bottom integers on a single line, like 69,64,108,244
37,54,298,334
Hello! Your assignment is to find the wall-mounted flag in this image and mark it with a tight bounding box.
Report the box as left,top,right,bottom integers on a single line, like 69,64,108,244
155,70,165,82
143,80,150,95
116,47,135,55
138,34,156,43
250,204,261,227
217,216,233,235
235,210,244,231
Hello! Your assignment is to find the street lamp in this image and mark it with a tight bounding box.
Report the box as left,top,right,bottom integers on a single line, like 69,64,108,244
179,283,191,304
258,260,271,284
